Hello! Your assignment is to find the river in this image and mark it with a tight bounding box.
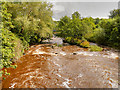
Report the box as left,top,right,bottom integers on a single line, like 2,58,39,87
2,36,119,88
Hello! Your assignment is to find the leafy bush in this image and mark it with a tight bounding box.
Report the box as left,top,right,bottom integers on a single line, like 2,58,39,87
76,40,82,45
1,29,24,77
80,41,90,48
64,37,90,48
1,2,24,78
65,37,72,43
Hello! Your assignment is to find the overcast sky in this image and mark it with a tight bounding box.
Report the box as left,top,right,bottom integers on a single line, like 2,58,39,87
7,0,120,20
47,0,120,21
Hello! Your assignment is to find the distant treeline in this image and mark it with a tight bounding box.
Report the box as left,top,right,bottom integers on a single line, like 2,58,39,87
55,9,120,49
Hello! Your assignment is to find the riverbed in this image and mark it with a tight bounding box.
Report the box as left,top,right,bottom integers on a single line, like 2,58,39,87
2,37,119,88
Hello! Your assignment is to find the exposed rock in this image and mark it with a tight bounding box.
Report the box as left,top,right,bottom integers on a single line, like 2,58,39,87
55,53,58,54
73,52,77,55
51,46,54,49
104,53,108,55
102,48,110,51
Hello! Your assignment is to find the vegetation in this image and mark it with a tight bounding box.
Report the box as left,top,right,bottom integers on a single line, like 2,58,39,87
8,2,53,45
64,37,90,48
55,10,120,50
89,45,103,52
1,2,54,77
1,1,120,79
109,9,120,18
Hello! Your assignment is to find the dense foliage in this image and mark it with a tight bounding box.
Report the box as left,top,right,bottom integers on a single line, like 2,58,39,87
1,2,23,77
109,9,120,18
1,1,54,77
55,10,120,49
7,2,53,46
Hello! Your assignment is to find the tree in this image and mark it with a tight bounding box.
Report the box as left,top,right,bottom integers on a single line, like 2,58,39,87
72,11,81,19
94,18,100,25
7,2,54,44
109,9,120,18
57,16,71,37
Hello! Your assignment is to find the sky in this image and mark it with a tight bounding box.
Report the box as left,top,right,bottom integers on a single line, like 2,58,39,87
46,0,120,21
7,0,120,20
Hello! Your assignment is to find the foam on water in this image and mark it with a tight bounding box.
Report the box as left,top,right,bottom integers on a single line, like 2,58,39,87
26,50,32,54
52,61,61,67
9,83,17,88
74,51,119,59
56,73,62,78
75,51,97,56
102,69,118,88
103,52,119,59
60,52,66,56
32,49,46,55
32,49,57,56
62,78,72,88
108,78,118,88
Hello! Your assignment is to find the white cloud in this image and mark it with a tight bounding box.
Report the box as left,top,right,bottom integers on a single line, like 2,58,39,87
6,0,120,2
47,0,119,2
52,5,65,13
51,2,118,20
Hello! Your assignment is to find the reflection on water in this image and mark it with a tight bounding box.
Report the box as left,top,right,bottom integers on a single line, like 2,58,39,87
2,44,119,88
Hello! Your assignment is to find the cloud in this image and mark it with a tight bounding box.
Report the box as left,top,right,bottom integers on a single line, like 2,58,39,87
52,2,118,20
53,5,65,13
47,0,119,2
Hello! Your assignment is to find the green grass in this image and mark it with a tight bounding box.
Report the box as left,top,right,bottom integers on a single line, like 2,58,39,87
89,45,103,51
58,44,63,47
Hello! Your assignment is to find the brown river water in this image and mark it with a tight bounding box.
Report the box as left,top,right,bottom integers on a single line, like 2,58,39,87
2,37,119,88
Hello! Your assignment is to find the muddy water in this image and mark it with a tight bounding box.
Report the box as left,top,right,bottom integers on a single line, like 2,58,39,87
2,44,119,88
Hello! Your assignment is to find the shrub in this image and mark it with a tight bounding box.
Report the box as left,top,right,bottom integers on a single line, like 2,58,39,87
1,29,24,77
80,40,90,48
73,38,78,44
65,37,72,43
1,2,24,78
76,39,82,45
65,37,90,48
